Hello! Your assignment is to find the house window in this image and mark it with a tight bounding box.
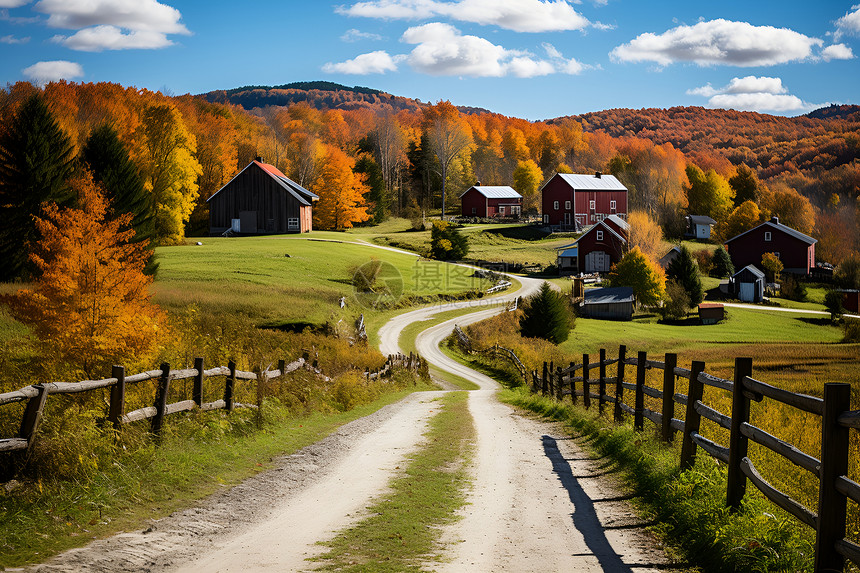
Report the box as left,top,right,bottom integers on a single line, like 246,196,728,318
287,217,299,230
610,200,616,212
596,230,603,241
565,200,571,210
499,206,505,215
471,207,477,214
554,201,559,210
764,231,772,241
589,199,596,210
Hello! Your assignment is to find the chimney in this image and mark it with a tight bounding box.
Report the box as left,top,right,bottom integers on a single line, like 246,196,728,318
476,180,482,186
770,216,779,224
595,171,602,178
255,156,263,163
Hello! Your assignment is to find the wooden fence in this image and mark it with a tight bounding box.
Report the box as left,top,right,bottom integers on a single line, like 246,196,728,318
0,352,423,459
523,344,856,573
453,325,527,383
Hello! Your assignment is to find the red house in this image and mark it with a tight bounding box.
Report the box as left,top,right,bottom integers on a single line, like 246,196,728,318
459,186,522,218
207,159,318,235
557,215,629,274
725,216,816,276
541,172,628,229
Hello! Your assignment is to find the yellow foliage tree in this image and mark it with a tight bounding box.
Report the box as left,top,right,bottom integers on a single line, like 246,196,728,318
607,246,666,307
312,145,371,230
3,174,164,378
627,210,665,261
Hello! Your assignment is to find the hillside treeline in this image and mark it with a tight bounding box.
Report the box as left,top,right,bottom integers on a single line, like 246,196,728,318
1,81,858,273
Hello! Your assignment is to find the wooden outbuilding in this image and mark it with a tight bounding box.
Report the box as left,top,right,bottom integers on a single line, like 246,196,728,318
541,172,628,229
658,246,681,269
685,215,717,240
459,185,522,218
725,216,816,276
698,303,725,325
207,158,319,236
732,265,765,303
579,286,635,320
556,215,629,275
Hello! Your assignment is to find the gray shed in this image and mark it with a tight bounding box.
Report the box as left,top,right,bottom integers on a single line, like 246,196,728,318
579,286,635,320
732,265,765,303
685,215,717,240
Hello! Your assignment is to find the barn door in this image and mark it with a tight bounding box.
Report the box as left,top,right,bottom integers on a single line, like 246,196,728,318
585,251,609,273
739,282,754,302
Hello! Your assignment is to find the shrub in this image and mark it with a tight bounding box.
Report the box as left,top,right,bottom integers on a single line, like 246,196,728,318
824,290,846,321
834,251,860,289
779,274,807,302
659,280,691,321
843,317,860,343
694,249,714,276
430,220,469,260
519,282,572,344
761,253,783,282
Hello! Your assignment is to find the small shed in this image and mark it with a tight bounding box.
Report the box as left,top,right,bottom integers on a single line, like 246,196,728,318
659,246,681,269
459,185,522,218
557,243,578,274
839,289,860,313
579,286,635,320
685,215,717,240
732,265,765,303
698,303,725,325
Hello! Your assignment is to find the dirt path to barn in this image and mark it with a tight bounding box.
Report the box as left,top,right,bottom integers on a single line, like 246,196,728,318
21,276,676,572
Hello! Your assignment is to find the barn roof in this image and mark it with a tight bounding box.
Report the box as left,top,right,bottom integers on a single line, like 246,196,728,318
725,217,816,246
688,215,717,225
573,219,627,246
555,172,627,192
459,185,522,199
582,286,635,305
605,214,629,232
207,160,319,205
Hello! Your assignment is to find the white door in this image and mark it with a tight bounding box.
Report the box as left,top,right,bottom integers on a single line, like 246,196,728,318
739,282,754,302
585,251,610,273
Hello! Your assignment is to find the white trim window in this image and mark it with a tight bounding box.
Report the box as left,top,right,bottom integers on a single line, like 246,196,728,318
287,217,300,230
554,200,559,210
471,207,477,214
610,200,616,212
596,229,603,241
589,199,596,210
499,206,505,215
764,231,772,241
565,200,571,210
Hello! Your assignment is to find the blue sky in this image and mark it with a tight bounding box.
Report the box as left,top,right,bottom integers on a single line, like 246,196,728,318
1,0,858,120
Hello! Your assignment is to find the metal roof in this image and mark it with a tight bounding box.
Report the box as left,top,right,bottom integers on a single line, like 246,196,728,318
207,160,319,205
733,264,765,279
725,217,816,246
573,219,627,246
582,286,635,305
605,214,630,231
559,247,578,258
688,215,717,225
459,185,522,199
556,173,628,192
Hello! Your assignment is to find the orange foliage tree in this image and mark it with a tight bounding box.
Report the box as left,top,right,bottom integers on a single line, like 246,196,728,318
3,174,164,378
312,145,371,230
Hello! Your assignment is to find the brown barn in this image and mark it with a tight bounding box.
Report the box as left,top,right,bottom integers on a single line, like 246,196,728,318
207,159,319,235
579,287,635,320
725,216,816,276
557,215,629,274
459,185,522,218
541,172,628,229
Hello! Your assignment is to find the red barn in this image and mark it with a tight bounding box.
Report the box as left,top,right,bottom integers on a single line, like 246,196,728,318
459,186,522,218
557,216,629,274
725,216,816,276
207,159,318,235
540,172,628,229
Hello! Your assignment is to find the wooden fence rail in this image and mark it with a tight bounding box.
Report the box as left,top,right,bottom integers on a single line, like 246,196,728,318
0,352,422,459
515,343,855,573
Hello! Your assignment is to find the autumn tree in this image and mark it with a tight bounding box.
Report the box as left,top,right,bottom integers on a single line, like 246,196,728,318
729,164,762,206
759,184,815,235
82,124,157,274
519,281,572,344
2,174,163,378
430,220,468,260
627,210,665,261
761,252,783,282
311,145,371,230
834,251,860,289
717,200,761,242
423,101,473,219
136,103,202,244
513,159,543,212
607,246,666,307
685,165,735,223
666,245,704,306
0,93,76,280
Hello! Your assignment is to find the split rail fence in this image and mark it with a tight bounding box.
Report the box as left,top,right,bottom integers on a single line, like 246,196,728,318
489,340,853,573
0,352,422,459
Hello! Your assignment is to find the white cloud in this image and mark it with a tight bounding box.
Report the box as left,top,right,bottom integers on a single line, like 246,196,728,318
401,22,575,77
1,34,29,43
341,28,384,42
337,0,589,33
22,60,84,86
834,5,860,40
35,0,189,51
687,76,817,114
611,19,822,67
822,43,854,61
0,0,29,7
322,50,401,74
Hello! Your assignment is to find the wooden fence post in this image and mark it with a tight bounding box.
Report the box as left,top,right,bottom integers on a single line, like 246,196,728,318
661,353,677,443
635,351,646,432
151,363,171,437
277,359,286,377
225,360,236,412
582,353,591,410
727,357,753,510
542,362,549,397
549,361,555,398
814,382,851,573
19,384,48,445
679,361,706,471
193,357,204,408
569,362,577,406
599,348,607,416
556,366,564,401
532,370,539,393
614,345,626,422
108,365,126,431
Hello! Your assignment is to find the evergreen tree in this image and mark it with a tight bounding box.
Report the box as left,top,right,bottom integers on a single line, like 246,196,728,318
0,94,75,280
666,245,704,305
712,247,735,278
519,282,572,344
354,155,386,223
82,124,158,274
